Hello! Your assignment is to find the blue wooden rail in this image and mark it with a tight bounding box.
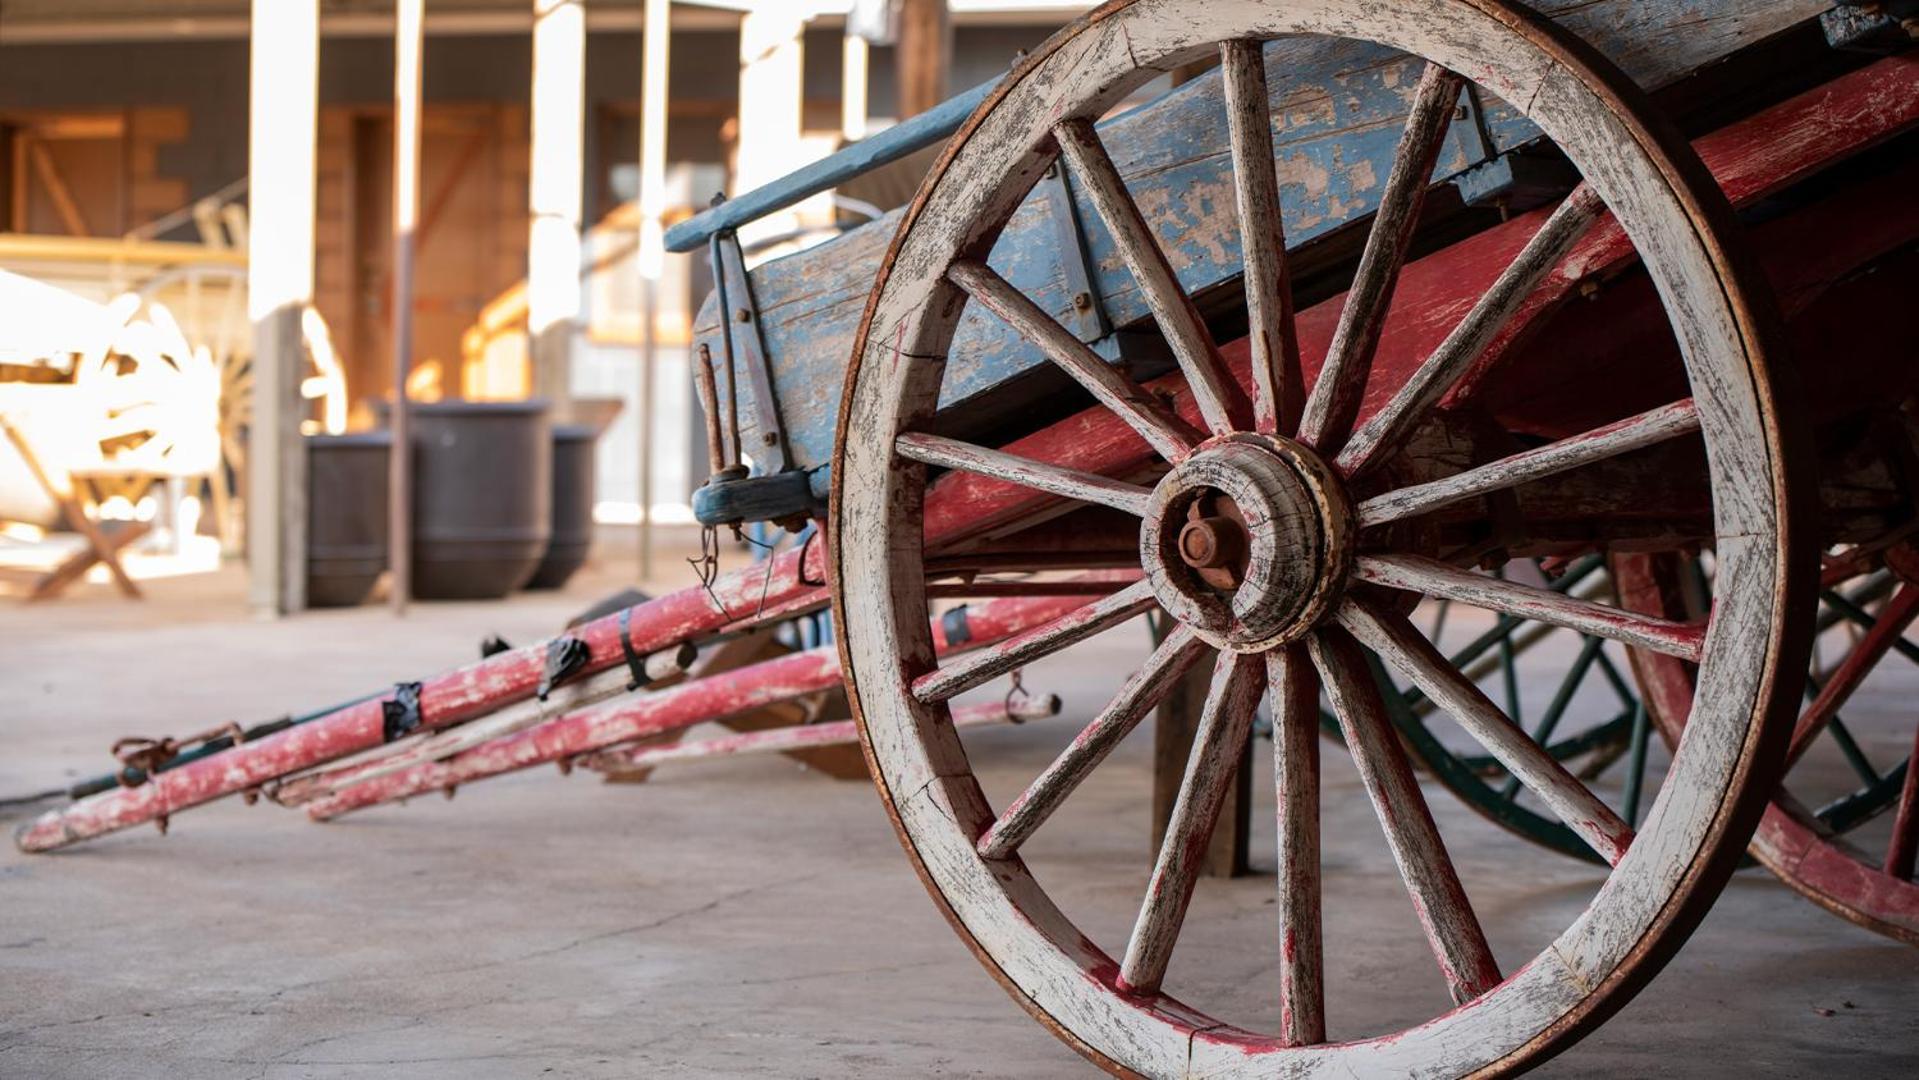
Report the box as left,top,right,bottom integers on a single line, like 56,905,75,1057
664,74,1004,254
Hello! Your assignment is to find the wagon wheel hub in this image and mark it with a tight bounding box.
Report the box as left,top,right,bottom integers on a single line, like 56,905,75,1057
1142,433,1353,653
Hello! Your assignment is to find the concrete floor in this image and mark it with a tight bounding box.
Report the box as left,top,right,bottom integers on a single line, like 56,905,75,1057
2,548,1915,1078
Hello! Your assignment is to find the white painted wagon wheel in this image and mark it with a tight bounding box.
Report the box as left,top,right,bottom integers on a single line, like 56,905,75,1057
830,1,1811,1074
131,264,347,547
1620,545,1919,946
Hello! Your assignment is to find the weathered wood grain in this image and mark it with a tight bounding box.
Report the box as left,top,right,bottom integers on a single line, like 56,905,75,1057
1357,398,1701,526
1267,645,1325,1045
1338,599,1636,866
699,0,1826,471
948,258,1200,462
1117,651,1265,993
1308,626,1500,1004
896,433,1153,516
1355,553,1707,661
1336,184,1605,475
1299,63,1462,451
978,625,1209,860
912,579,1158,703
1056,116,1246,436
1221,38,1304,437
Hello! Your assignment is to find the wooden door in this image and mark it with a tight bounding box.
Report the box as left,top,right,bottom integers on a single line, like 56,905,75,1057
315,103,528,413
5,113,127,237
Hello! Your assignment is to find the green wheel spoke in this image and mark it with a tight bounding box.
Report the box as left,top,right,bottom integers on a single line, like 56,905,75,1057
1620,701,1652,829
1815,759,1910,835
1498,635,1602,801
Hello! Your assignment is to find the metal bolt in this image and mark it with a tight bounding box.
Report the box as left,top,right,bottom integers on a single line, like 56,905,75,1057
1043,163,1059,180
735,308,752,323
1178,516,1241,570
1072,291,1093,311
760,431,778,446
1454,104,1469,121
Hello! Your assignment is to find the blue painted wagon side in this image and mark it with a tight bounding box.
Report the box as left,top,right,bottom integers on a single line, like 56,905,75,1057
685,0,1828,492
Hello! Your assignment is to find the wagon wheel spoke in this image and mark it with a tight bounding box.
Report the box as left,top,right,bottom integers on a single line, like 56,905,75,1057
898,432,1154,516
948,258,1201,462
1117,650,1266,994
1357,399,1700,527
1221,38,1303,437
1356,553,1705,662
912,579,1159,704
1337,186,1607,475
1053,117,1247,437
1268,645,1324,1045
1308,626,1501,1003
978,627,1210,860
1338,599,1635,865
1787,583,1919,767
1887,720,1919,880
1298,63,1463,452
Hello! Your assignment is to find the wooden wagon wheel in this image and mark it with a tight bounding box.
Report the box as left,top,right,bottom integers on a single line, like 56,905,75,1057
130,264,346,547
831,1,1810,1073
1620,546,1919,945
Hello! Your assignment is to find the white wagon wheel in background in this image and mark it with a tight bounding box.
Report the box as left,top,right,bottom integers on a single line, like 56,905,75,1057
830,1,1811,1075
129,264,346,547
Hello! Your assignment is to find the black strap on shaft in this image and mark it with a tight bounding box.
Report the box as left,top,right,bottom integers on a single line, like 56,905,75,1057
538,636,592,701
942,604,973,647
618,608,649,690
382,682,424,743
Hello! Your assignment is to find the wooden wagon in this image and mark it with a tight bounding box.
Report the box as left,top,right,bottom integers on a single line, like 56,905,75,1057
15,1,1919,1074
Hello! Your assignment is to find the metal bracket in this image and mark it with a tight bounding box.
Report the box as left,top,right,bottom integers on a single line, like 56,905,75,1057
1444,85,1576,213
382,682,424,743
709,226,790,475
1822,2,1919,52
1037,162,1110,343
1441,83,1497,174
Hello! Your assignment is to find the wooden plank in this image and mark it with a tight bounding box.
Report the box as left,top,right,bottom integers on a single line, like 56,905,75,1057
1122,652,1264,993
1268,645,1323,1045
895,431,1153,517
1357,398,1701,526
1150,646,1253,881
1355,554,1706,661
1055,117,1244,436
1308,626,1499,1005
692,0,1825,471
1337,599,1635,865
1221,38,1303,436
1298,64,1460,450
912,579,1157,703
948,258,1200,462
981,625,1207,859
1336,185,1605,474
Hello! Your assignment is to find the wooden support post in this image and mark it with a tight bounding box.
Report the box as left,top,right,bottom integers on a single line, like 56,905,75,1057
735,7,807,253
636,0,669,580
528,0,585,416
390,0,423,613
841,31,869,142
1152,649,1254,878
895,0,951,119
245,0,319,617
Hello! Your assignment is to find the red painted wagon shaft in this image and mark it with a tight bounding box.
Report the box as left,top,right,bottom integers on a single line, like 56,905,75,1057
305,588,1110,820
583,695,1062,774
14,547,827,853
